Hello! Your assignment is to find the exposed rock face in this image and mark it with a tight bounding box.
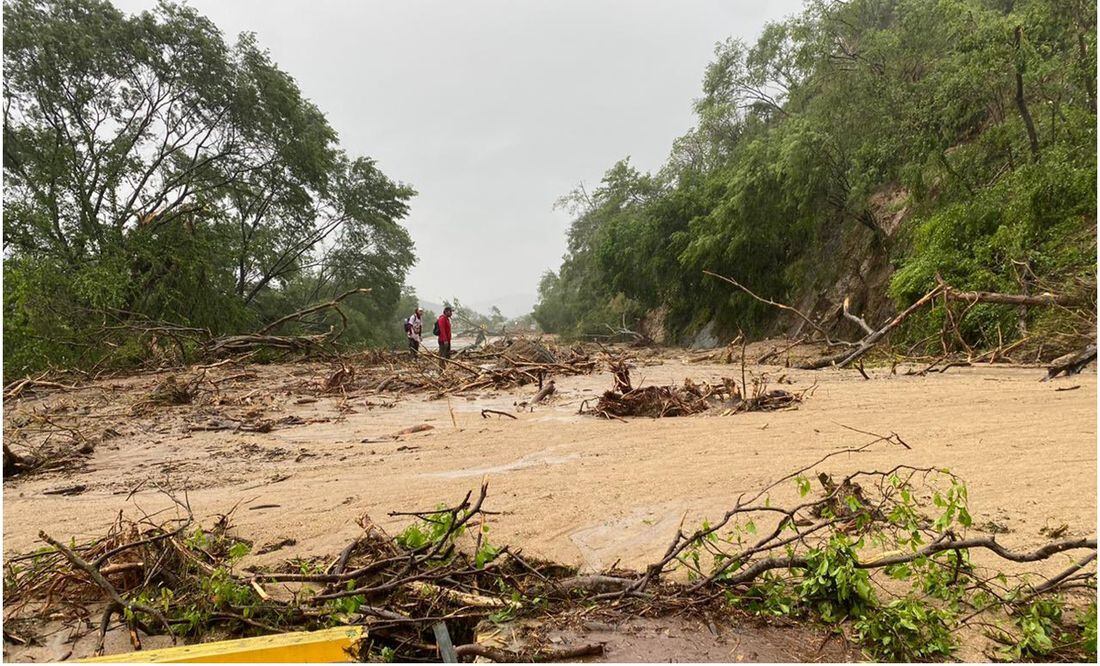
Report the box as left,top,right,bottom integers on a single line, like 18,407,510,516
652,186,911,348
777,185,910,340
639,306,668,345
689,320,720,349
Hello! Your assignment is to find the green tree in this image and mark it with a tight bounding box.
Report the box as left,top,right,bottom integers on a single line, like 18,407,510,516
3,0,417,374
536,0,1096,350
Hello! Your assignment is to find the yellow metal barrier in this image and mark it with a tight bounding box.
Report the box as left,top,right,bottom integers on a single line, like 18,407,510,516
81,626,364,663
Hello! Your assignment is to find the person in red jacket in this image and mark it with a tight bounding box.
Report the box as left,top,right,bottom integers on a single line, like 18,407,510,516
436,306,453,370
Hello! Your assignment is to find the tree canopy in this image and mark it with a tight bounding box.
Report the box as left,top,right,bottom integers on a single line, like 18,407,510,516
3,0,418,374
535,0,1096,351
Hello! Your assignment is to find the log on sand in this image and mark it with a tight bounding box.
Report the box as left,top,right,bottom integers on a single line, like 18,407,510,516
1043,344,1097,381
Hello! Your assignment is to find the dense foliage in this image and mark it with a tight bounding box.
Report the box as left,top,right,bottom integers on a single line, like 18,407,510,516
535,0,1096,349
3,0,417,376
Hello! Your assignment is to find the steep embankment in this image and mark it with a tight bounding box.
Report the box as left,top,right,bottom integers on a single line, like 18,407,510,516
781,186,910,340
686,185,907,348
536,0,1096,355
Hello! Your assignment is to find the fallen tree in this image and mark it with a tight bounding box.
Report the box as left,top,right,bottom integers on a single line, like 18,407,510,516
941,286,1084,307
1044,344,1098,381
203,288,373,358
704,270,1096,373
5,440,1095,662
797,286,945,369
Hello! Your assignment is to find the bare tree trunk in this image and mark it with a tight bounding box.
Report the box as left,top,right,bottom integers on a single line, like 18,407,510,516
798,286,944,369
1014,27,1041,161
943,288,1077,307
1079,31,1097,113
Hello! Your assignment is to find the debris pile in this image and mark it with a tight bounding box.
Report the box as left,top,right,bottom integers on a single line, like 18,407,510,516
356,337,598,397
3,408,98,478
2,433,92,478
2,486,609,662
130,374,202,414
4,451,1095,662
584,360,808,419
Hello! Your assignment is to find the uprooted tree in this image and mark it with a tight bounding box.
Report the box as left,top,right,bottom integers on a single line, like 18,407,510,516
702,270,1096,374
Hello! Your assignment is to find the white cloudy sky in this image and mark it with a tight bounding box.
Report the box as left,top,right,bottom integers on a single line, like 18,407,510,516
110,0,803,315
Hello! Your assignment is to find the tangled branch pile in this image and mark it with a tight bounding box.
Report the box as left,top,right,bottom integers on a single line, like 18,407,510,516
355,338,598,397
3,486,609,662
2,436,92,479
3,409,98,478
584,360,808,419
6,440,1094,662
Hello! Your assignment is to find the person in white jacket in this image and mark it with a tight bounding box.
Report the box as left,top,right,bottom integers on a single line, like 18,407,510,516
404,308,423,357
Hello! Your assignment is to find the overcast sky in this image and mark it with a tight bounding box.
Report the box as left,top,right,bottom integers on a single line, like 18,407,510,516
110,0,803,315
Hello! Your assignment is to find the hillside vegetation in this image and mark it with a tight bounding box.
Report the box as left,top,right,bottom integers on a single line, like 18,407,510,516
3,0,419,376
534,0,1096,354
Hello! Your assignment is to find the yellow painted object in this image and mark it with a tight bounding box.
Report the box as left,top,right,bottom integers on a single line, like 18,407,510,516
81,626,364,663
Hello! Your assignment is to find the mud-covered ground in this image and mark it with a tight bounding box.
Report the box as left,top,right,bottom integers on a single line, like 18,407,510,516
3,341,1096,660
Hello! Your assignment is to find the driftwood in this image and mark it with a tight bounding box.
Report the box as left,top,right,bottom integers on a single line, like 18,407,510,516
756,336,804,365
688,335,747,364
532,380,556,404
943,287,1080,307
1043,344,1097,381
3,442,34,475
3,375,85,401
798,286,944,369
480,409,517,420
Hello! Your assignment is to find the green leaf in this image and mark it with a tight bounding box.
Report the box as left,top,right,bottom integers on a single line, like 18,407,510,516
228,541,251,561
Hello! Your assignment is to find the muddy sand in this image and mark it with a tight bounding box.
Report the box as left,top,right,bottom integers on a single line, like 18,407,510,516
3,346,1096,659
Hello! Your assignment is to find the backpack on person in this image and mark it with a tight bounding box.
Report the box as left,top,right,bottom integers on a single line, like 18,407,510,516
432,319,440,336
